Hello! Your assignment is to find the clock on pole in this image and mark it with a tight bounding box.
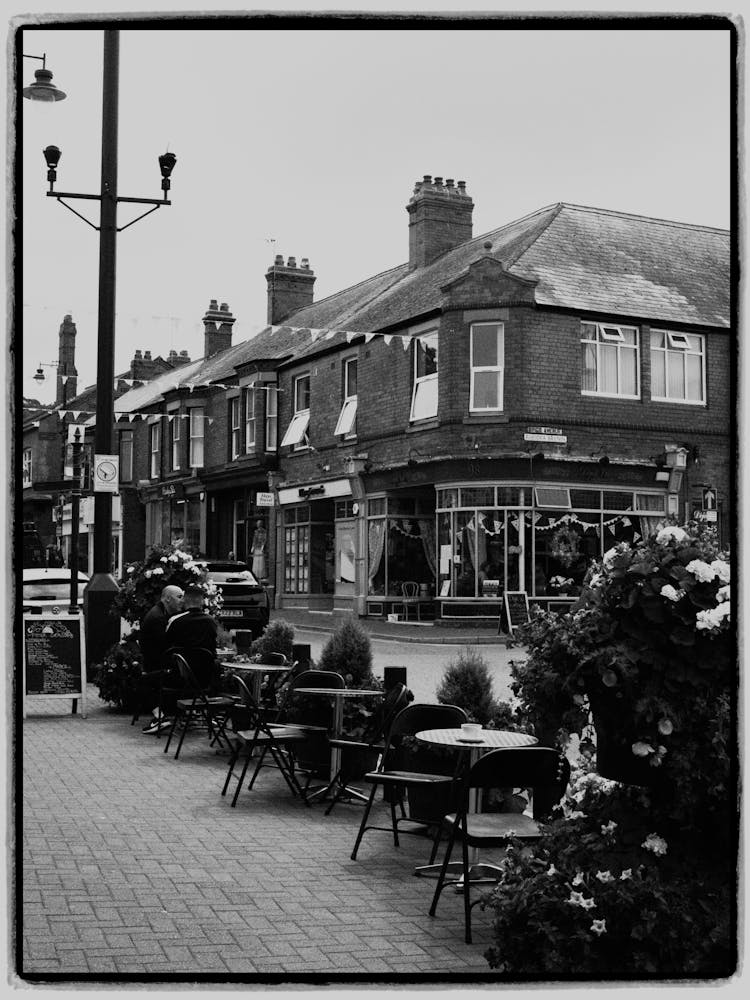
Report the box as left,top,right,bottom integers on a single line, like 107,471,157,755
93,454,119,493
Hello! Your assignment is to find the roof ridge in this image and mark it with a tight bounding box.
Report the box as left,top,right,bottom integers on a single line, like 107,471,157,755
555,201,729,235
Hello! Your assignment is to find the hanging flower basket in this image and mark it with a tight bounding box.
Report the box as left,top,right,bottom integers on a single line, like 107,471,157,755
550,525,580,567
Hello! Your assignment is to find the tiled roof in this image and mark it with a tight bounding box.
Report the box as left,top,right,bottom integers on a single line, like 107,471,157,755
280,202,730,344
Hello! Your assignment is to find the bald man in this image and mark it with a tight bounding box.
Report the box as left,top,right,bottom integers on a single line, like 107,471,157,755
138,585,184,733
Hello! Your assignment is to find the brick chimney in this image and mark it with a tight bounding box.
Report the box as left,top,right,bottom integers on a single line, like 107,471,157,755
56,314,78,406
167,348,192,368
202,300,236,358
129,349,163,381
266,255,315,325
407,175,474,269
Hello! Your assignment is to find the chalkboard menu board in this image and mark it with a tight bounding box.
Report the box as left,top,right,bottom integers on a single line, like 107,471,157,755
23,614,87,715
502,591,530,635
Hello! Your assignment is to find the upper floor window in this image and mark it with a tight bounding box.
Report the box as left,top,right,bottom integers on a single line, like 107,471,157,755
410,331,438,421
189,407,205,468
22,448,32,488
244,386,256,452
334,357,358,437
170,414,181,471
281,374,311,448
581,322,640,399
650,330,706,404
470,322,505,411
149,422,160,478
119,431,133,483
230,397,241,459
265,385,278,451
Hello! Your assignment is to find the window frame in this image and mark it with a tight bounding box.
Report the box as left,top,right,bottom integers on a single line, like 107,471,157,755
650,329,706,405
470,321,505,412
334,356,358,437
22,447,33,488
119,430,134,483
580,321,641,400
149,422,160,479
244,385,256,452
265,385,278,452
410,330,439,422
281,374,311,449
170,414,181,471
189,407,205,468
230,396,241,460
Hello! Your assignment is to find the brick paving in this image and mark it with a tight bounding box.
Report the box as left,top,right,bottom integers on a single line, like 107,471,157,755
18,686,505,984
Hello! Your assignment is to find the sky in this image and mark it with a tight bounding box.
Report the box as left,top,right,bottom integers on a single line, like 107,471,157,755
16,13,733,406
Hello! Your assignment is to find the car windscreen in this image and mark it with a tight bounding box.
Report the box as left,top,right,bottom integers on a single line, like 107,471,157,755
205,564,259,585
24,581,88,600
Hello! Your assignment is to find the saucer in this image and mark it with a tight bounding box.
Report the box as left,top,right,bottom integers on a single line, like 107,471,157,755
457,735,485,744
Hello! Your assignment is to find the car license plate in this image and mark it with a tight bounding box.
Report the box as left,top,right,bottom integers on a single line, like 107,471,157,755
221,609,244,617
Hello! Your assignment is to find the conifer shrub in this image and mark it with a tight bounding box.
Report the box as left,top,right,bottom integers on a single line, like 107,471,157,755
249,618,295,663
317,617,375,687
435,647,497,725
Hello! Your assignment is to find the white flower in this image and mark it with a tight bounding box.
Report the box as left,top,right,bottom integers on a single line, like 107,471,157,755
657,718,674,736
656,526,688,546
151,566,164,576
620,869,633,880
642,833,668,856
588,572,603,588
579,896,596,910
144,570,152,578
595,870,614,883
160,556,168,563
716,585,730,603
685,559,716,583
603,544,629,567
600,820,617,835
590,919,607,936
126,566,135,574
632,741,655,757
546,864,558,877
710,559,730,584
566,891,586,907
696,605,729,631
660,584,682,602
572,872,585,886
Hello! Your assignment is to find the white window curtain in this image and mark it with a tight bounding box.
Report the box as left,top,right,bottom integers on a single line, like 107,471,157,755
418,518,436,578
637,494,667,539
368,520,386,584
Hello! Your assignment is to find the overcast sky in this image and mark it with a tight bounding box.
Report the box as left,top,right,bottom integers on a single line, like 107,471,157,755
18,15,732,404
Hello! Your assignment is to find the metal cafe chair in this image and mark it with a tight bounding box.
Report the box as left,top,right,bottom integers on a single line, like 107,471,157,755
429,746,571,944
221,675,309,807
350,702,467,861
162,651,234,760
277,669,345,796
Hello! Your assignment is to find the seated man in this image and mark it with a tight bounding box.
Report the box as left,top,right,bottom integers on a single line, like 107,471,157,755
138,584,184,733
164,585,220,692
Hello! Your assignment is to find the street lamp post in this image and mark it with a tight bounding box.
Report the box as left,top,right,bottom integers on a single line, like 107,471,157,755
23,30,176,665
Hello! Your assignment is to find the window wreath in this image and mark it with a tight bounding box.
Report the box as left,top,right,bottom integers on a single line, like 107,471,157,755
550,525,580,567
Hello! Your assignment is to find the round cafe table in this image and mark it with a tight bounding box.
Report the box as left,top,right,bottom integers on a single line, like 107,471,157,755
292,687,383,802
221,662,290,704
413,727,537,880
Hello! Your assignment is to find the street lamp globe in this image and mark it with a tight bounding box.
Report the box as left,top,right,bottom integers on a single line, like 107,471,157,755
22,66,66,102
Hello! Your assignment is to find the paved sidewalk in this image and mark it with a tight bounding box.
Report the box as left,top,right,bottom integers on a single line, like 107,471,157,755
272,607,508,645
18,687,504,984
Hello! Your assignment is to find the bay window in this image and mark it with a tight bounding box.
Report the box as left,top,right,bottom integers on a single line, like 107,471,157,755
470,322,504,411
189,408,204,468
650,329,705,404
410,331,438,421
244,386,256,452
149,422,160,479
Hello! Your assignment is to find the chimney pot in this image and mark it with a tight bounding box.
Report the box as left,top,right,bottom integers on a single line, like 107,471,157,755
274,254,284,266
180,350,188,357
446,178,454,189
134,349,142,359
287,256,296,269
209,299,218,310
457,180,466,193
423,174,432,184
301,258,310,269
220,302,228,312
434,176,443,187
144,350,152,360
408,174,474,269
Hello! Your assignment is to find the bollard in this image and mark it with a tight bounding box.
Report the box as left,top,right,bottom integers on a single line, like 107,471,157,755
235,630,253,654
292,643,312,671
383,666,407,691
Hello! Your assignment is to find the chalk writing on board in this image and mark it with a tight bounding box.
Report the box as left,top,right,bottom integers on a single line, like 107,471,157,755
502,591,530,634
24,618,83,695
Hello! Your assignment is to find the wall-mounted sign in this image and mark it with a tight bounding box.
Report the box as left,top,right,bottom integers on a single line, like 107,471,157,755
93,454,119,493
160,482,185,500
256,491,275,508
524,426,567,444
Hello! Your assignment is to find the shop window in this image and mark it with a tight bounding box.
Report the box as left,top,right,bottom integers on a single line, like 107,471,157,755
230,397,241,460
535,486,571,509
284,522,310,593
265,386,278,451
581,321,640,398
437,488,458,509
367,514,434,597
22,448,32,487
410,332,438,421
334,358,358,437
368,497,386,516
244,386,256,452
460,487,494,507
570,488,600,510
650,329,705,404
149,422,160,479
170,415,181,471
189,408,205,468
602,490,634,510
470,322,504,411
185,497,201,553
281,374,310,448
119,431,133,483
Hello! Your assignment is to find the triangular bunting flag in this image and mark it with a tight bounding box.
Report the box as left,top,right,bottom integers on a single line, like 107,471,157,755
364,333,376,343
400,336,411,350
345,331,357,343
633,531,641,541
383,335,393,345
622,516,631,527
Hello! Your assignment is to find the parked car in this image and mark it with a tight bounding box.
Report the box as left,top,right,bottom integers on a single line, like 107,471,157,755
22,568,89,615
197,560,270,637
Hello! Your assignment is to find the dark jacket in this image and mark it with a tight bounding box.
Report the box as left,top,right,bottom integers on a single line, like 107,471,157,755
139,600,171,673
165,609,219,689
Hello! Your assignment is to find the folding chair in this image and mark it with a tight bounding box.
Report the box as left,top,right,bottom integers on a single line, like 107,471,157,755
221,674,309,806
429,746,570,943
162,652,234,759
277,669,345,796
324,681,413,815
350,702,467,861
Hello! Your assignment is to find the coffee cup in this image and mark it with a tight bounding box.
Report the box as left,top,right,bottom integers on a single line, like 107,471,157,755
461,723,481,737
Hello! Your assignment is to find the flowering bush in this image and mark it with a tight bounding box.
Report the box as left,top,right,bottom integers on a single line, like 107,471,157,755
483,759,735,978
92,633,144,710
113,541,222,625
548,575,574,593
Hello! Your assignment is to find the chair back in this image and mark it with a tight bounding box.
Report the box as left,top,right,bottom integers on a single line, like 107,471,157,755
359,682,412,746
171,646,218,693
466,747,570,820
291,669,345,690
261,651,288,666
401,581,419,598
388,702,467,741
171,652,203,698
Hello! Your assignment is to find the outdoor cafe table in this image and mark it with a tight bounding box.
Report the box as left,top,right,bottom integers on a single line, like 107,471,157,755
291,687,383,802
412,727,538,880
220,662,290,704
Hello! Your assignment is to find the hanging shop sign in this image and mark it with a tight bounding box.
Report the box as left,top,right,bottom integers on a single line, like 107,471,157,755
524,425,567,444
256,491,275,508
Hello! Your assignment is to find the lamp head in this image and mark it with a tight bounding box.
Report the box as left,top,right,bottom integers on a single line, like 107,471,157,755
22,67,66,103
158,151,177,179
33,367,45,383
43,145,62,169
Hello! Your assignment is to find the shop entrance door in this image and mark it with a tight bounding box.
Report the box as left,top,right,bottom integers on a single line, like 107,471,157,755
335,519,356,598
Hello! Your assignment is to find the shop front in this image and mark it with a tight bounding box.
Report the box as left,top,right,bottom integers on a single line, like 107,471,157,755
59,495,122,577
143,481,205,555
